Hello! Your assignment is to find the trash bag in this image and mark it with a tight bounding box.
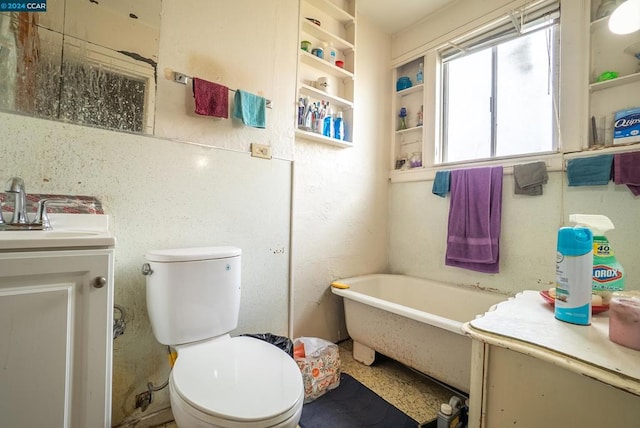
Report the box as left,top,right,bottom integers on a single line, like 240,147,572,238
241,333,293,357
293,337,341,403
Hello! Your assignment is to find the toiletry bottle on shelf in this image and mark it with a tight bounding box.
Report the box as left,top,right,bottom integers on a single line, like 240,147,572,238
323,108,333,138
417,62,424,84
298,98,305,127
555,223,593,325
334,111,344,140
569,214,625,305
327,42,337,65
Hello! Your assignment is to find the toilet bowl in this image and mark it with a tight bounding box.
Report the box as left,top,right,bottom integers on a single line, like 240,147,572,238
170,337,303,428
143,247,303,428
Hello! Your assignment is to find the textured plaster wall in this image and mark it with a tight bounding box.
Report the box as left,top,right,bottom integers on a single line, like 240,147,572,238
388,0,640,295
389,172,640,295
0,112,292,425
154,0,298,159
291,16,391,342
0,0,392,425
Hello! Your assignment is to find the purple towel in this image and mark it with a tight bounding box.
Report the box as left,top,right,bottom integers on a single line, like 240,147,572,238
613,152,640,196
445,166,503,273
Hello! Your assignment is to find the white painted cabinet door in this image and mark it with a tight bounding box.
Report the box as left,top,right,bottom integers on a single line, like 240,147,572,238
0,249,114,428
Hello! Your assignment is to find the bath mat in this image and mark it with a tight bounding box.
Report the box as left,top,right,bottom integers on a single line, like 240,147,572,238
299,373,418,428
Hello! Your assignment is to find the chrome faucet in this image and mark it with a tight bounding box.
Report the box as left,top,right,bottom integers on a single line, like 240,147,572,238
5,177,29,224
1,177,62,230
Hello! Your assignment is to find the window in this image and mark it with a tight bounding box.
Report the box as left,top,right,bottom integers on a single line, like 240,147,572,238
440,2,560,164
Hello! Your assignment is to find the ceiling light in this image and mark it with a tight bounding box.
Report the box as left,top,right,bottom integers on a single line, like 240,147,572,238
609,0,640,35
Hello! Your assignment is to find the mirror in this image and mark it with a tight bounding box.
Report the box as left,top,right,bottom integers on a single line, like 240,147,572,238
0,0,160,134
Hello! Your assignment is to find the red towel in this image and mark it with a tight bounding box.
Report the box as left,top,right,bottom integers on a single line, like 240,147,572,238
613,152,640,196
193,77,229,118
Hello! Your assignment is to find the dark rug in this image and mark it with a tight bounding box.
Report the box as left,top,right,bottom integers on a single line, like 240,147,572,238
299,373,419,428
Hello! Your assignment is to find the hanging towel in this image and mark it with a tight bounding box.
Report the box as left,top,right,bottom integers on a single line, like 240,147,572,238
613,151,640,196
432,170,451,197
233,89,266,128
566,155,613,186
192,77,229,118
445,166,503,274
513,161,548,195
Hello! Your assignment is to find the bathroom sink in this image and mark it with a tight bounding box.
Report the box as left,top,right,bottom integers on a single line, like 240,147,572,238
0,214,115,250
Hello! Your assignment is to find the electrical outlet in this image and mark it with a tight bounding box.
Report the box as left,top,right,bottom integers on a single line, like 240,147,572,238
251,143,272,159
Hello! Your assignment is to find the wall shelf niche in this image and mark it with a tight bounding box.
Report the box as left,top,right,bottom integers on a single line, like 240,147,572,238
295,0,356,148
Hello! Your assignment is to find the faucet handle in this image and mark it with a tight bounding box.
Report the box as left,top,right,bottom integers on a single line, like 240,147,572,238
33,198,67,229
0,196,5,226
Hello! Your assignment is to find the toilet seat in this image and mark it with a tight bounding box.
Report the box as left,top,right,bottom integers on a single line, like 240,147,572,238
171,336,303,426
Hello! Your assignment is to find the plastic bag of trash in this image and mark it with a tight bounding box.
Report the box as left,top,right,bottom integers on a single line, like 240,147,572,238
241,333,293,357
293,337,341,403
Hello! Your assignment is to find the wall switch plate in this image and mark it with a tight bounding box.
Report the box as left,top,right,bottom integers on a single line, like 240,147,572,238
251,143,272,159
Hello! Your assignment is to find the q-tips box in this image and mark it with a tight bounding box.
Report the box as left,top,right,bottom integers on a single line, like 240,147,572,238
614,107,640,145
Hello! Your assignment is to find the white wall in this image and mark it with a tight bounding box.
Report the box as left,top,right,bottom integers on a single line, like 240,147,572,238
0,112,293,424
388,0,640,296
154,0,298,159
291,15,391,341
390,172,640,296
0,0,392,425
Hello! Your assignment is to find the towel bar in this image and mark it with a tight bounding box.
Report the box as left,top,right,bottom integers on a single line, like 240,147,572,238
173,72,272,109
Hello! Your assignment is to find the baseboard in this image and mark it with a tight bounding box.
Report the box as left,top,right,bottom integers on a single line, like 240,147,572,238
112,407,174,428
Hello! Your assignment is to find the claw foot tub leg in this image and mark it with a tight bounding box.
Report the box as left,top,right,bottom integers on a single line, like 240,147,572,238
353,341,375,366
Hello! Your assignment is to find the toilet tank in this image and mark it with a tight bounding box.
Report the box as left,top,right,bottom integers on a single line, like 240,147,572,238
144,246,241,346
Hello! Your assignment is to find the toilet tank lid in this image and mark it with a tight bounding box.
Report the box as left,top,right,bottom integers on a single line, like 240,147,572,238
145,246,241,262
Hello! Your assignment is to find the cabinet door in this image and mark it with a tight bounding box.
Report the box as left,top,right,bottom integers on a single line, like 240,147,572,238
0,249,114,428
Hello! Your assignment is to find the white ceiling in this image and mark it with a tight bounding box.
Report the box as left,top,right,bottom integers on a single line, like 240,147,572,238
358,0,457,35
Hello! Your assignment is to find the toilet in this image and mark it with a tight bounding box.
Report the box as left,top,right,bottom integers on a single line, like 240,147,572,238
144,246,304,428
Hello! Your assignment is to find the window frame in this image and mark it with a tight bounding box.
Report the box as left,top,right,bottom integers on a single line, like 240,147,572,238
439,5,561,165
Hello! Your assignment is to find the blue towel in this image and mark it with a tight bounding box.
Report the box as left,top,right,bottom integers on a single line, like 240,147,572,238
445,167,503,274
432,170,451,197
567,155,613,186
233,90,266,128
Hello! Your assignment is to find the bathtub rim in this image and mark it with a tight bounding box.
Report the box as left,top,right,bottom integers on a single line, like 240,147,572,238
331,273,498,335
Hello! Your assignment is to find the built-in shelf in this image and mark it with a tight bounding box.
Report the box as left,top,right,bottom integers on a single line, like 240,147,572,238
304,0,355,25
301,20,354,52
589,15,609,32
300,51,354,79
395,84,424,97
299,83,353,109
295,129,354,148
296,0,355,148
589,71,640,91
395,126,423,135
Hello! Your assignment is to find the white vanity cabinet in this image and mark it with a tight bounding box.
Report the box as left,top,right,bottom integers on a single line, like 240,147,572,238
0,246,115,428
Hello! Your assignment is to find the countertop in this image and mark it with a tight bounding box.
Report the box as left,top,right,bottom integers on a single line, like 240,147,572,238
462,290,640,396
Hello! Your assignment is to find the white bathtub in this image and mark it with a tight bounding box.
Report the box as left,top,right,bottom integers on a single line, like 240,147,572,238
331,274,508,393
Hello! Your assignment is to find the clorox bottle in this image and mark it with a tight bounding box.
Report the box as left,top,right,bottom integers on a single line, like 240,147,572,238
555,225,593,325
569,214,625,305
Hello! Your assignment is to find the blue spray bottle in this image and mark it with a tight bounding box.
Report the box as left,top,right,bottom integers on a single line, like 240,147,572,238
555,225,593,325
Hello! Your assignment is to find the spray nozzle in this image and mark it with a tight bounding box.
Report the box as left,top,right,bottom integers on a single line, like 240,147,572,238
569,214,614,236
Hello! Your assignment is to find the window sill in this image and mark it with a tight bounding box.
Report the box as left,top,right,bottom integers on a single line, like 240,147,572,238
389,152,564,183
389,143,640,183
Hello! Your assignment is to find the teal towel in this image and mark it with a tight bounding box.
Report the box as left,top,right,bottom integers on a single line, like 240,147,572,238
233,90,266,128
432,170,451,197
567,155,613,186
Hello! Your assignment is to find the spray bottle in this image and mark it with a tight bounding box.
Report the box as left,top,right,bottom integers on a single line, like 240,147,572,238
569,214,624,305
555,223,593,325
